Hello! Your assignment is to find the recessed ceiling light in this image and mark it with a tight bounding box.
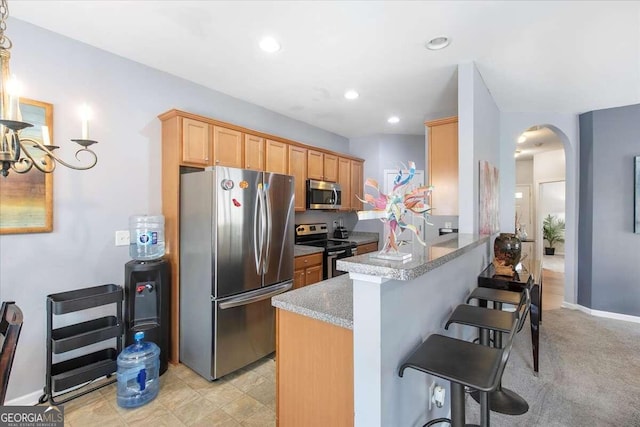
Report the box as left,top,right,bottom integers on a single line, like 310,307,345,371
517,135,527,143
259,37,281,53
344,90,359,100
387,116,400,124
425,36,450,50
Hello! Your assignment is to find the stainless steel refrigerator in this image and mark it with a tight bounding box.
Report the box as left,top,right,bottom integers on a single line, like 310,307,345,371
180,166,294,380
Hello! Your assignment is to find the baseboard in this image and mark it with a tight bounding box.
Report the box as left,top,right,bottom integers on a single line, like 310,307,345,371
562,302,640,324
4,390,42,406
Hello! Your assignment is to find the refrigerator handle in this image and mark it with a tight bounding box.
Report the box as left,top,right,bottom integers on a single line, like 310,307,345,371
254,186,263,275
218,281,293,309
263,186,273,273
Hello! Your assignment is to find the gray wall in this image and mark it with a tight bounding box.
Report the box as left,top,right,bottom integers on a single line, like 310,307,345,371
458,62,501,234
0,18,348,403
578,104,640,316
350,134,426,237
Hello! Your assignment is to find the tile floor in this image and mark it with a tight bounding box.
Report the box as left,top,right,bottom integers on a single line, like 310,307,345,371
58,356,276,427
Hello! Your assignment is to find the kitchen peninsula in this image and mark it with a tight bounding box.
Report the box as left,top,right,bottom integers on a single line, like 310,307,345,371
273,233,490,427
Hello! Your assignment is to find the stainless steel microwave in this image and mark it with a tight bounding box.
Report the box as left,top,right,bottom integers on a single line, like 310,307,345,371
306,179,341,210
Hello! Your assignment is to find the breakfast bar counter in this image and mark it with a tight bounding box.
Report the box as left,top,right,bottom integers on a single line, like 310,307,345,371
273,233,492,427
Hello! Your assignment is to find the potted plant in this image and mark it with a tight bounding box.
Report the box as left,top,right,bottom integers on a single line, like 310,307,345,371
542,214,565,255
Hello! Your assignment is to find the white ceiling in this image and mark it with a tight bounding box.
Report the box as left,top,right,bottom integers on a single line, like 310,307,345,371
9,1,640,138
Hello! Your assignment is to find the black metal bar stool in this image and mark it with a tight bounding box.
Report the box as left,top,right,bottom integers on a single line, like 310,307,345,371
399,296,528,427
445,289,530,416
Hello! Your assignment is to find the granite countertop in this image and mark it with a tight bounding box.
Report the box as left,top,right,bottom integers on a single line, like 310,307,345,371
294,245,324,257
337,233,490,281
272,275,353,329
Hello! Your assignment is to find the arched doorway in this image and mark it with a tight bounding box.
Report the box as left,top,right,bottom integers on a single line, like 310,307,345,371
514,124,568,310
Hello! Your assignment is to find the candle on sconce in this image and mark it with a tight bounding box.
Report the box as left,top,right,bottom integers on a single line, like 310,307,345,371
6,75,22,121
41,125,51,146
79,103,91,139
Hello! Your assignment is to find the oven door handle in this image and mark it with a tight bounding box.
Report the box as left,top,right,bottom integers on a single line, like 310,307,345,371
327,250,346,256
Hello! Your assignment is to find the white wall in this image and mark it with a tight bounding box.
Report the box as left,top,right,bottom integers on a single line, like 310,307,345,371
0,19,349,403
516,159,533,185
457,62,501,234
534,149,566,254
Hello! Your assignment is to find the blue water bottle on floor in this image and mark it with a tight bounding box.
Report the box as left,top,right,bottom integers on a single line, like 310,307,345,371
117,331,160,408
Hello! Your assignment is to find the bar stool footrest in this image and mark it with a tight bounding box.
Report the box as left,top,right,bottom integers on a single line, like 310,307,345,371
470,388,529,415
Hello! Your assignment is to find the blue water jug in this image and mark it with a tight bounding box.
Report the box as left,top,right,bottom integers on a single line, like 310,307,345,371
117,331,160,408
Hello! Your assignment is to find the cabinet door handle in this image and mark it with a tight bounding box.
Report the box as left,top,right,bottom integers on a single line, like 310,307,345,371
216,160,220,164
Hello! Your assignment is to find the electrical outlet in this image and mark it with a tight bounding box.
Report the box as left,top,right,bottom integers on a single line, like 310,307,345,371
429,381,436,411
115,230,130,246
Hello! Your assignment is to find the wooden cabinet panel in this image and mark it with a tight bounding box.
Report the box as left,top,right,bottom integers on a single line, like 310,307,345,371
277,309,354,427
350,160,363,211
338,157,351,211
426,116,458,216
244,134,264,171
294,253,323,287
357,242,378,255
265,139,288,174
289,146,308,212
307,150,324,180
293,269,306,290
305,265,323,285
324,154,338,182
212,126,243,168
181,118,210,166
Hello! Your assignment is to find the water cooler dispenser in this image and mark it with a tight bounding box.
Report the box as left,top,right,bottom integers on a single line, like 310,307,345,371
124,215,170,375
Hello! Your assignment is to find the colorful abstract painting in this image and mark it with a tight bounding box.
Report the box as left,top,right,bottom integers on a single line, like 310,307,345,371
635,156,639,234
479,160,499,235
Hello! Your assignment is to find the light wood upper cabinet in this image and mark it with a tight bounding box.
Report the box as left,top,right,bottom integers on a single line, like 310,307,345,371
212,126,243,168
426,116,458,216
265,139,288,174
244,134,264,171
181,118,210,166
350,160,363,211
338,157,351,211
307,150,324,180
288,145,308,212
324,154,338,182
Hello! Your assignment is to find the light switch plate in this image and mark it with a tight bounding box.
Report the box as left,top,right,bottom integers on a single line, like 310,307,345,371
115,230,130,246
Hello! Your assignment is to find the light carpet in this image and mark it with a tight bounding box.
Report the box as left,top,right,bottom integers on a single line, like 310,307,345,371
465,308,640,426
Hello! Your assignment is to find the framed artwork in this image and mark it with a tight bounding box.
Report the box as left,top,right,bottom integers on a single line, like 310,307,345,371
0,98,54,234
635,156,639,234
479,160,499,235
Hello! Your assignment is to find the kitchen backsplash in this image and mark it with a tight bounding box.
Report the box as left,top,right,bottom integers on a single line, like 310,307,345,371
295,211,359,231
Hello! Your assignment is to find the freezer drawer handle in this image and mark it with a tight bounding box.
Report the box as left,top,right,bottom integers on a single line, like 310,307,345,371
218,281,293,309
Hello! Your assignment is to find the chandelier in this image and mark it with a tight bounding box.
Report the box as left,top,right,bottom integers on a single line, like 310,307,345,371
0,0,97,177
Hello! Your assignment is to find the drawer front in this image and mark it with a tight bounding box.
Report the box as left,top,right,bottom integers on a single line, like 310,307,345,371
357,242,378,255
295,253,323,270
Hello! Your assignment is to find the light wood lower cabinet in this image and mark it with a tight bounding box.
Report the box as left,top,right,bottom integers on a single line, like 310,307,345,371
276,309,354,427
293,253,323,289
357,242,378,255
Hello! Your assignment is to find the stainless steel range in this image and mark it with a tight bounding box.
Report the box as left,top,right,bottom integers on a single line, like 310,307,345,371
295,223,357,280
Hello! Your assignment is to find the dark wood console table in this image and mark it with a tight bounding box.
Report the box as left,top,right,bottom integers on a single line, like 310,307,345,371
477,262,541,373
